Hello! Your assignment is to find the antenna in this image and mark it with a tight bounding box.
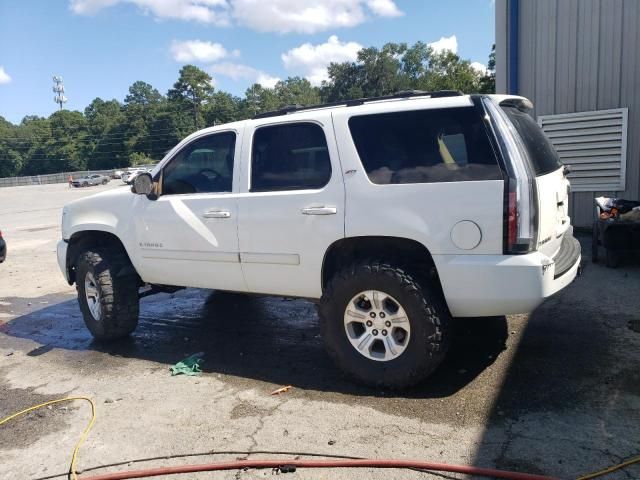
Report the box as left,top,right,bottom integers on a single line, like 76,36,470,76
52,75,67,110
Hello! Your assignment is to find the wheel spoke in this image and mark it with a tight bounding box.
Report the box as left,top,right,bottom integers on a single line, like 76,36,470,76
384,336,399,359
84,272,102,321
346,309,366,319
85,285,98,299
357,333,374,352
390,315,408,324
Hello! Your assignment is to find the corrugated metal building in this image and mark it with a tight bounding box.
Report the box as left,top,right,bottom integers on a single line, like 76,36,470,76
495,0,640,227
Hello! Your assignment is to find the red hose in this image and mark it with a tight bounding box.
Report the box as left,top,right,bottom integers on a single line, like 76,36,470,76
82,458,560,480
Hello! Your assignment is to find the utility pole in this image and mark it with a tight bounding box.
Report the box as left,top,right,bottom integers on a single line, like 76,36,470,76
52,76,67,110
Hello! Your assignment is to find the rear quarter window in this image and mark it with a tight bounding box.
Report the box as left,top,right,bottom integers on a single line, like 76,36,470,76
348,107,502,185
501,106,563,176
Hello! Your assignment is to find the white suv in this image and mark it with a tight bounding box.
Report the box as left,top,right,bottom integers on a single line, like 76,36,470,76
57,91,581,388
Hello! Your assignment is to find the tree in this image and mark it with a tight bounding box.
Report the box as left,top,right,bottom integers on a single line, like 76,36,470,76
167,65,214,130
274,77,320,106
125,81,162,106
479,44,496,94
83,98,127,169
204,91,241,126
240,83,279,117
0,42,495,178
124,81,166,162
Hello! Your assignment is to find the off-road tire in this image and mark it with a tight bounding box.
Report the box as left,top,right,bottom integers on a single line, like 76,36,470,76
318,260,451,389
76,248,140,341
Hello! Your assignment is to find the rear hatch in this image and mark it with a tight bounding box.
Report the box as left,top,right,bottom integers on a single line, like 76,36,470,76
500,104,571,258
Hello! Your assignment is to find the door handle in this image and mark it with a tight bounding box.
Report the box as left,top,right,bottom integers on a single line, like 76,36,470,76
301,206,337,215
203,209,231,218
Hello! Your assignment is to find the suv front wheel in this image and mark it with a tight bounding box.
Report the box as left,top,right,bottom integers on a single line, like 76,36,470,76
75,248,140,341
319,260,450,389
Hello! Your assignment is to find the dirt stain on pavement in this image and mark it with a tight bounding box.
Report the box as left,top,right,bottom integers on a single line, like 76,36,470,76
0,373,73,450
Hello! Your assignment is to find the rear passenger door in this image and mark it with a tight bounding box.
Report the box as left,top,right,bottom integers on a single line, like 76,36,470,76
332,101,506,256
237,113,344,298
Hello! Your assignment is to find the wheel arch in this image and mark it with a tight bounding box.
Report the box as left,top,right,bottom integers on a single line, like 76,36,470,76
66,230,138,284
321,236,440,291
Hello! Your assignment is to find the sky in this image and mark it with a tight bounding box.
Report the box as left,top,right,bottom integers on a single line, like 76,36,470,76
0,0,495,124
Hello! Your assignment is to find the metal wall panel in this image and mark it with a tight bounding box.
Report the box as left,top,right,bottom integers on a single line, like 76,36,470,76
539,109,628,191
497,0,640,227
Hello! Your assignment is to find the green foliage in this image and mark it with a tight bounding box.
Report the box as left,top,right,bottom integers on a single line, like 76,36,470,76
129,151,153,166
0,43,494,178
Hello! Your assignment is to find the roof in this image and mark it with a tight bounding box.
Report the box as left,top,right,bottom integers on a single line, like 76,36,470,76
252,90,465,119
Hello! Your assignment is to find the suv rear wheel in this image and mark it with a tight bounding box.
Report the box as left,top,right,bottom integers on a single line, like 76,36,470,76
75,248,140,341
319,260,450,389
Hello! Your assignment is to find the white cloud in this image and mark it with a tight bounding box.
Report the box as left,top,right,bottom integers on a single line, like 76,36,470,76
0,66,11,85
366,0,402,17
255,72,280,89
281,35,362,86
70,0,230,25
209,62,280,88
70,0,402,33
470,62,487,75
170,40,231,62
428,35,458,54
232,0,401,34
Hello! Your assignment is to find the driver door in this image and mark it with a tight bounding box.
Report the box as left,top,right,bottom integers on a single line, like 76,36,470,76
132,129,247,291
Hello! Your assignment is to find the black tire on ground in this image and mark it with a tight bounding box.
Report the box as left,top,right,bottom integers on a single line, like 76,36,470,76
75,248,140,340
102,179,108,185
605,249,619,268
591,224,599,263
318,260,451,389
82,182,88,187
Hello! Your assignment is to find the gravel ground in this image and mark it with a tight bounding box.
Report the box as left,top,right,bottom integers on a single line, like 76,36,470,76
0,182,639,480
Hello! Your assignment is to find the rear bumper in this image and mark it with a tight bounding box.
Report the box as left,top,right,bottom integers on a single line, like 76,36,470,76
57,240,70,283
434,233,581,317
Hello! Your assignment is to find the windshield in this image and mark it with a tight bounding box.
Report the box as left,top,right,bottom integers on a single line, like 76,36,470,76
501,105,563,176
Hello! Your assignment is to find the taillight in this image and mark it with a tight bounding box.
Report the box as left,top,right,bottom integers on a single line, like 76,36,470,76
483,97,538,254
507,191,517,249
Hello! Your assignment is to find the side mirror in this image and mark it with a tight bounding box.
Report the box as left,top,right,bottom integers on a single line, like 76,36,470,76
132,173,154,196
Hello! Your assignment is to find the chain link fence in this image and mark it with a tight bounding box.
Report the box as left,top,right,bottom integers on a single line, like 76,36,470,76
0,165,157,188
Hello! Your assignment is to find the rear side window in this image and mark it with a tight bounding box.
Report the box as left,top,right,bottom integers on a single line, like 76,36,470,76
501,106,562,176
348,107,502,185
251,122,331,192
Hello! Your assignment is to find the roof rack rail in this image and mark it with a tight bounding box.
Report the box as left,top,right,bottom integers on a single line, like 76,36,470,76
252,89,464,119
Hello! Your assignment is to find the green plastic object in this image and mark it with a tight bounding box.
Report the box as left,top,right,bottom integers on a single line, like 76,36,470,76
170,353,204,376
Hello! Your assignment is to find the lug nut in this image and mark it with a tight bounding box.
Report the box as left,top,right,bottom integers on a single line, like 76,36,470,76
369,312,376,318
366,320,373,327
385,321,391,327
381,329,388,336
372,329,379,336
379,312,386,318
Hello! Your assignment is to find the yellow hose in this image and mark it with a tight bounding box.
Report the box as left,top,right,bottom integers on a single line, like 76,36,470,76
0,396,638,480
0,396,96,480
576,455,640,480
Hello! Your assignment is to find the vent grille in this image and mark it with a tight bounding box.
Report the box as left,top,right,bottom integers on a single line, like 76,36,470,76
538,108,628,192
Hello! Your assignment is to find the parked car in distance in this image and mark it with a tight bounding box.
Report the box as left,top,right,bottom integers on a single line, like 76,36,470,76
0,230,6,263
57,91,581,388
71,174,110,187
112,170,124,179
121,169,148,185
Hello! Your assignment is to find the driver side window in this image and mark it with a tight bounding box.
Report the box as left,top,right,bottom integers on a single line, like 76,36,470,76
162,132,236,195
